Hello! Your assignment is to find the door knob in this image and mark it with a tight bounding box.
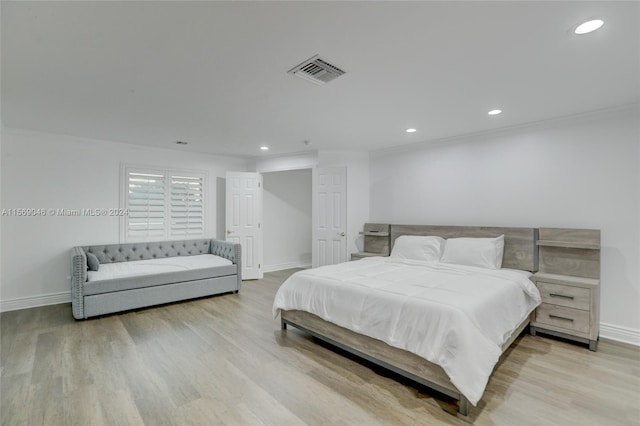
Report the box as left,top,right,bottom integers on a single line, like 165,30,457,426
227,229,233,235
338,232,345,237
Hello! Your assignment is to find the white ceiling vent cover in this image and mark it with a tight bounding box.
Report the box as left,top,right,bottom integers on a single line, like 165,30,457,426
287,55,346,86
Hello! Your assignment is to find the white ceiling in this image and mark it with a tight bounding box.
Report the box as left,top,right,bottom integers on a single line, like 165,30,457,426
2,1,638,158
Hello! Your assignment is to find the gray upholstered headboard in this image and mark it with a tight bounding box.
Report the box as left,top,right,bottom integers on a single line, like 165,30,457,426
82,239,212,264
390,225,539,272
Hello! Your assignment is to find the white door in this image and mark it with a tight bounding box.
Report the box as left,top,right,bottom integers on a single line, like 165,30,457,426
312,167,347,267
226,172,263,280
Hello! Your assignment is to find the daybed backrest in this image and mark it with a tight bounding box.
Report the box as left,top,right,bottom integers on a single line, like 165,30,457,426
83,239,212,264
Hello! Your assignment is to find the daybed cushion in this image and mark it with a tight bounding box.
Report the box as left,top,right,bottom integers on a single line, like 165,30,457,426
83,254,235,296
86,252,100,271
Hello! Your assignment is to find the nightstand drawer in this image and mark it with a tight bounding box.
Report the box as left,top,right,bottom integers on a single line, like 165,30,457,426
537,281,590,311
536,304,590,334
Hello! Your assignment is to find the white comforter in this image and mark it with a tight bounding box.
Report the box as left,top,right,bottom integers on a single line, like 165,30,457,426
87,254,232,281
272,257,541,405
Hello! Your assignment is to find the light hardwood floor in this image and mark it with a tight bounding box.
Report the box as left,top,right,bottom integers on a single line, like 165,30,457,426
1,269,639,425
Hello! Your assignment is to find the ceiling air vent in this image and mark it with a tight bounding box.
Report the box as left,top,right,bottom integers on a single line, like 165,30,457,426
287,55,346,86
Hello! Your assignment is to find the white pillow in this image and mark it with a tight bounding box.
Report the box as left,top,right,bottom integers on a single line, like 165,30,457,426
390,235,446,262
440,235,505,270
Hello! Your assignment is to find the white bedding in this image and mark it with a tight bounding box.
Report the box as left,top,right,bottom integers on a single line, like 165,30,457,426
87,254,232,281
272,257,541,405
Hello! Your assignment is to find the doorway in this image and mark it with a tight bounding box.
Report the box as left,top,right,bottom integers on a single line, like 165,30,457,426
262,169,312,272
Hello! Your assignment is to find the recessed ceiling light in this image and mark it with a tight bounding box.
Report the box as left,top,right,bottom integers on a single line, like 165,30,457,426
176,141,188,145
406,128,417,133
260,146,269,151
574,19,604,35
488,109,502,116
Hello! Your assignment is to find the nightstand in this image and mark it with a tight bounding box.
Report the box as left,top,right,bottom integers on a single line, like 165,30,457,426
530,228,600,351
351,223,390,260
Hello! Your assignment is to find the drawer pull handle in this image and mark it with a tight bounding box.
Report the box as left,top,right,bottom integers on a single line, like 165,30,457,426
549,314,574,322
549,293,574,300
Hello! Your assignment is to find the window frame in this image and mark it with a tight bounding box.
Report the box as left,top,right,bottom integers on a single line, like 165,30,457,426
120,164,207,243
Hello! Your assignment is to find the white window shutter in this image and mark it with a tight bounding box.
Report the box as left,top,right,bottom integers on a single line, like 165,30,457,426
170,175,204,237
123,168,205,242
126,172,166,239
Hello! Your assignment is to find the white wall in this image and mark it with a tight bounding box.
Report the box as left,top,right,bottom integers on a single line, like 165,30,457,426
0,125,3,297
253,151,318,174
263,169,312,271
0,127,247,311
370,106,640,344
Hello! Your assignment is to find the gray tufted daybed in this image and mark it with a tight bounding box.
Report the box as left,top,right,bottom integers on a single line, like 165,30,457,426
71,238,241,319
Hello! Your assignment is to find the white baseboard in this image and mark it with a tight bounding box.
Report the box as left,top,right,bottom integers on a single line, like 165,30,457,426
599,322,640,346
262,262,311,273
0,291,71,313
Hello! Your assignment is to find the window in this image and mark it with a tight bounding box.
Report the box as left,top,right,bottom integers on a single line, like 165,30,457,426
122,166,205,241
170,175,204,237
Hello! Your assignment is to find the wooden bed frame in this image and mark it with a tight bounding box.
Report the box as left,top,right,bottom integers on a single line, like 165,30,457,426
280,225,539,416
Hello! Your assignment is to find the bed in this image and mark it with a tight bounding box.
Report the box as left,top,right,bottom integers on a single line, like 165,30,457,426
273,225,540,415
